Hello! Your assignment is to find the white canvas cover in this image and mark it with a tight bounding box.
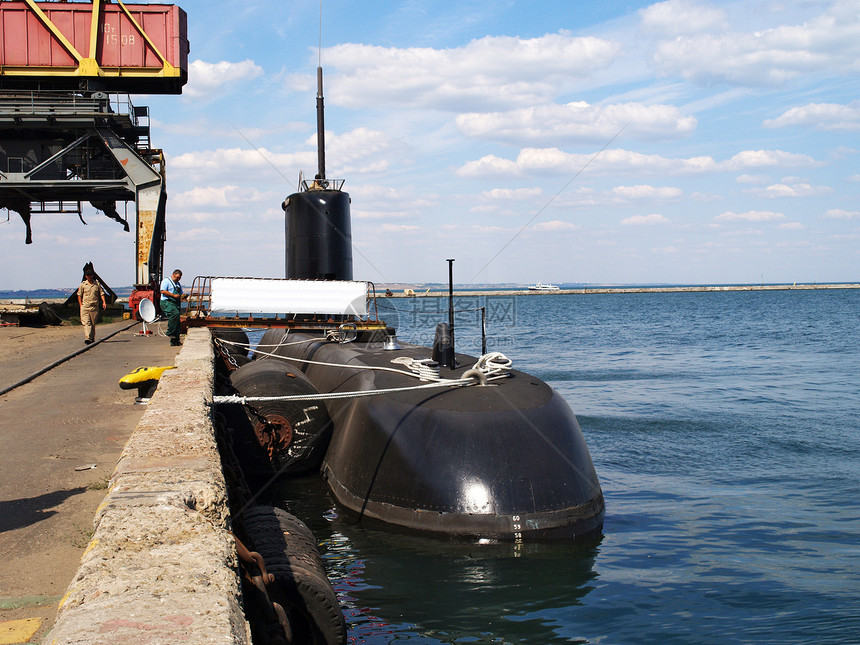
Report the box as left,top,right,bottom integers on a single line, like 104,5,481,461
209,278,368,316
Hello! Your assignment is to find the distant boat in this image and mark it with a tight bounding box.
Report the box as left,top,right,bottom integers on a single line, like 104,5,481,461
528,283,560,291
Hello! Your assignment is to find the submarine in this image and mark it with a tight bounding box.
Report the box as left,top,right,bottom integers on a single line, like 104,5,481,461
195,65,604,542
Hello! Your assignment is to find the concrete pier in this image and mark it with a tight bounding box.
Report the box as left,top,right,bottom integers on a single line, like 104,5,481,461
42,327,249,644
0,321,173,641
0,323,246,644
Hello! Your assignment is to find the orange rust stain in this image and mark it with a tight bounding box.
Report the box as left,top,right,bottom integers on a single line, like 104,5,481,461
137,211,157,265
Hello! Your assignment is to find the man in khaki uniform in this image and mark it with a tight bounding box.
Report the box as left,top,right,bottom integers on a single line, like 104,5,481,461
77,268,106,344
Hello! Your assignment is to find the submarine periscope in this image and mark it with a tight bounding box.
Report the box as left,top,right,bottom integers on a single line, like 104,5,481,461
195,64,604,542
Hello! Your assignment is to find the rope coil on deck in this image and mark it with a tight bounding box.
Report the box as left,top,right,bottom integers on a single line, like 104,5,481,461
390,356,441,381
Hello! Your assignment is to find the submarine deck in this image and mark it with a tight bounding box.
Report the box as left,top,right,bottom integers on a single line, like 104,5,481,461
250,333,605,539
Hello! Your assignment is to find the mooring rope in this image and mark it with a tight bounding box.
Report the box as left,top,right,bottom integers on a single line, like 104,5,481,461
215,338,513,384
217,338,450,382
213,376,487,404
211,342,514,405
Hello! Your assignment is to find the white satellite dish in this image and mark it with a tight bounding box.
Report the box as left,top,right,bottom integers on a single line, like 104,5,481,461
138,297,157,323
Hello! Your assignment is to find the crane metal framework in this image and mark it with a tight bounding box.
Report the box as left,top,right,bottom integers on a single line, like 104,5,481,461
0,0,187,288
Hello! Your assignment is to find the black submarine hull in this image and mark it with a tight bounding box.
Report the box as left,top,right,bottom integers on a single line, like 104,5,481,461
249,330,605,541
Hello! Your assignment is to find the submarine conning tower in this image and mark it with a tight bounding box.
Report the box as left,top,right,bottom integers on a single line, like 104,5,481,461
282,64,353,281
283,184,353,281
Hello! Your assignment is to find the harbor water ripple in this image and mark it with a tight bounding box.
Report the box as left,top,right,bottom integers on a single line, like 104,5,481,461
274,288,860,644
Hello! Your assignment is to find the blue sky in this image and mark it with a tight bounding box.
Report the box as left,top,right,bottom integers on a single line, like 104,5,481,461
3,0,859,289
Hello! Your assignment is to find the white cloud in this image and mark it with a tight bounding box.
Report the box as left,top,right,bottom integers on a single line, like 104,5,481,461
778,222,805,230
736,174,771,184
353,210,411,220
351,184,434,207
184,60,264,100
610,185,682,200
519,147,716,175
469,205,520,217
764,101,860,131
723,150,819,170
640,0,728,34
532,220,580,231
822,208,860,219
322,128,399,174
480,188,543,200
690,192,720,202
651,3,860,86
323,33,622,111
753,182,831,198
170,147,309,176
456,101,697,145
622,214,671,225
168,128,397,182
778,175,806,184
156,119,305,142
715,210,785,222
379,224,420,232
172,185,270,209
457,147,815,179
457,155,521,178
350,185,436,220
443,224,513,234
174,227,223,241
830,146,857,160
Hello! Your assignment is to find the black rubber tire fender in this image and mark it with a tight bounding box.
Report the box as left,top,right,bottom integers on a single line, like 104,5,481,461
253,534,326,575
213,328,251,357
240,507,326,573
240,506,318,543
229,361,333,471
266,562,346,645
256,328,299,362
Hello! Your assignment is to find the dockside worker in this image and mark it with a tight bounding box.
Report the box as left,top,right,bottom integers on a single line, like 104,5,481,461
77,268,106,345
160,269,187,346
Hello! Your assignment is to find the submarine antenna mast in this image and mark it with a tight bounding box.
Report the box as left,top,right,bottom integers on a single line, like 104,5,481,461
447,259,456,356
316,3,326,181
284,2,353,282
316,68,326,181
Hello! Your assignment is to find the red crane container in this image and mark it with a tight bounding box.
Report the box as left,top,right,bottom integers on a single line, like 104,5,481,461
0,1,188,94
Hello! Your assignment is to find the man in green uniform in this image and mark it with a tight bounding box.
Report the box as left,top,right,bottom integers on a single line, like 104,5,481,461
77,268,106,344
159,269,187,346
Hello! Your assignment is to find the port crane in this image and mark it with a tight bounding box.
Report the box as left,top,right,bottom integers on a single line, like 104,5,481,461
0,0,188,303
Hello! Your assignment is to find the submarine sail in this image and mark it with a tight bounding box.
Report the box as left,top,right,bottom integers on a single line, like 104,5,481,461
284,188,352,281
283,66,352,281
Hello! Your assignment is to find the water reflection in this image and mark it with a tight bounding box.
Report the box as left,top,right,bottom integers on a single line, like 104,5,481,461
274,475,601,644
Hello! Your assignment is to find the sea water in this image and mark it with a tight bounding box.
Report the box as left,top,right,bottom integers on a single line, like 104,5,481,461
271,288,860,644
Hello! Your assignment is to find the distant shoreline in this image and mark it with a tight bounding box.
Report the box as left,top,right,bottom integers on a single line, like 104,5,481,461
387,283,860,297
2,282,858,304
